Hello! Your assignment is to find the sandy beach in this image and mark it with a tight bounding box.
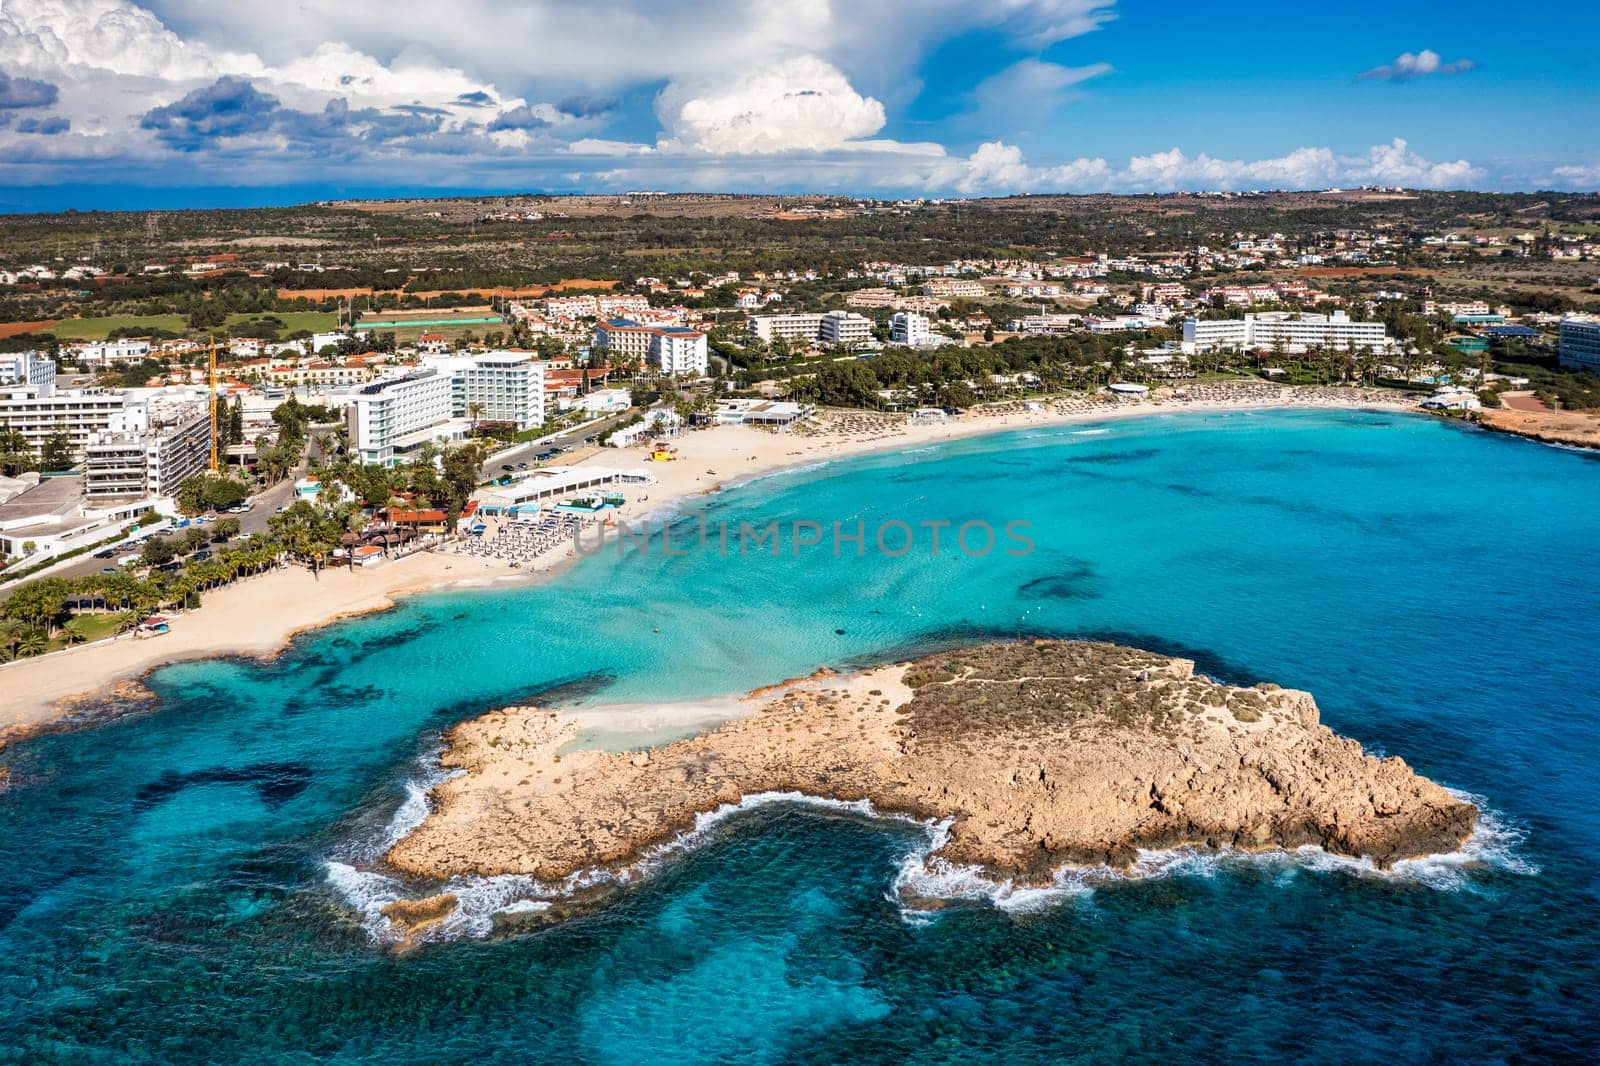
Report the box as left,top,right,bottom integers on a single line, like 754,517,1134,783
0,384,1424,743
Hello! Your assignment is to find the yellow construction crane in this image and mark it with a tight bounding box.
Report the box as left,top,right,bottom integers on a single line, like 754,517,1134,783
208,336,219,472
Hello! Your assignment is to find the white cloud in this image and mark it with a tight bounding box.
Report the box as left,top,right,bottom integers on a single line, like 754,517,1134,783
1359,49,1475,82
0,0,1563,198
1549,163,1600,190
655,56,887,154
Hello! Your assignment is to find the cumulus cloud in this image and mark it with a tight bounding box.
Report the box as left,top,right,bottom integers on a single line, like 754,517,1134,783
486,104,551,132
655,56,887,154
924,137,1481,195
0,71,59,108
139,75,280,148
1359,49,1475,82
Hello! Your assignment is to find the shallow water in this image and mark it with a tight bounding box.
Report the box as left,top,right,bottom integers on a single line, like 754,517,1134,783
3,409,1598,1063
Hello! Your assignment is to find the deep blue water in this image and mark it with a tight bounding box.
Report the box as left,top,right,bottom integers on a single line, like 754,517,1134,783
2,409,1598,1064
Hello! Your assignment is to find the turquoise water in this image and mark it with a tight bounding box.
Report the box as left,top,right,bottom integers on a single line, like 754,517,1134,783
3,409,1599,1063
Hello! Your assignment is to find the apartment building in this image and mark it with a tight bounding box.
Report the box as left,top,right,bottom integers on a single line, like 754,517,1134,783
83,399,211,499
546,294,653,322
651,328,710,375
1558,315,1600,372
818,311,874,346
65,340,152,364
890,312,932,346
921,279,986,299
1181,311,1391,353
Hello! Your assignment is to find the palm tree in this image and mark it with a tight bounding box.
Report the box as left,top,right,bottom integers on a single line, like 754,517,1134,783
17,628,48,658
61,618,90,646
0,618,24,659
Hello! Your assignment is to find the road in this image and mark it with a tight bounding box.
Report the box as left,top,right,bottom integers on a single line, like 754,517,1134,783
476,411,639,481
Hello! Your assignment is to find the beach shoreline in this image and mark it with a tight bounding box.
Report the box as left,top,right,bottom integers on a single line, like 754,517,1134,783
0,385,1425,746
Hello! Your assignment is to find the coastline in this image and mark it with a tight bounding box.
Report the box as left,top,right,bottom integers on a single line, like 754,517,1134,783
1475,406,1600,451
0,385,1424,746
373,640,1476,943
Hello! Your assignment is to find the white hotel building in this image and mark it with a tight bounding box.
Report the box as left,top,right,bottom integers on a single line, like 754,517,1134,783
426,351,547,430
348,352,548,466
594,320,709,375
0,383,129,458
746,311,873,348
747,313,824,345
889,311,932,347
347,369,458,467
1558,315,1600,373
1182,311,1392,354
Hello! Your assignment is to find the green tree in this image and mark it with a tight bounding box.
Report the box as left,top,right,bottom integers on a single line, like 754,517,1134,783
39,432,74,471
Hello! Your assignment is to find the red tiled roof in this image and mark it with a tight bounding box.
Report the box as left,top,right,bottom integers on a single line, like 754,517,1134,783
386,509,447,524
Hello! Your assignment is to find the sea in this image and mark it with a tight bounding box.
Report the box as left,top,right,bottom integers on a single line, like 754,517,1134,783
2,408,1597,1064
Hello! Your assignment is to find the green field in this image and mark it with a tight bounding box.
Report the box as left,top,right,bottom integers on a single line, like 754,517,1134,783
49,314,187,340
48,311,338,341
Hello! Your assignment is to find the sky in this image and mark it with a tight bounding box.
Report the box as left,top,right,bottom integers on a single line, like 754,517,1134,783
0,0,1596,211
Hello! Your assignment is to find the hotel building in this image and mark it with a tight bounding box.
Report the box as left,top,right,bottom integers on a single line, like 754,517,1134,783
889,311,932,347
818,311,874,346
1558,315,1600,372
1182,311,1391,353
595,320,709,375
346,369,459,466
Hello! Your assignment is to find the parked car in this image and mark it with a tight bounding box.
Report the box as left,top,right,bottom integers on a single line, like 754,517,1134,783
94,549,117,559
192,551,212,561
501,464,514,472
100,567,118,574
517,462,528,469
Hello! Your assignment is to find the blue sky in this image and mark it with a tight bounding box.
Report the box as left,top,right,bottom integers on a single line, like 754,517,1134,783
0,0,1595,210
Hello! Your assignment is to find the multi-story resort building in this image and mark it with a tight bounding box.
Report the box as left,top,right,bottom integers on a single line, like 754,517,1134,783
1181,311,1391,353
426,351,548,430
889,311,932,347
1558,315,1600,372
594,320,709,375
746,311,873,348
83,399,211,499
818,311,874,345
348,352,553,465
747,313,825,345
347,368,458,467
0,382,130,459
921,279,986,299
0,352,57,391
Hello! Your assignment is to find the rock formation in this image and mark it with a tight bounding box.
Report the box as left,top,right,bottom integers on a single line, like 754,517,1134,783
386,641,1477,888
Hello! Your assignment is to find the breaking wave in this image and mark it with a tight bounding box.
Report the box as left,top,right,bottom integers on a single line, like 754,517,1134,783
326,783,1535,945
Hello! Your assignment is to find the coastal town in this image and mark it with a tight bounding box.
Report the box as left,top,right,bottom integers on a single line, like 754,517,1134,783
4,0,1600,1059
1,190,1598,706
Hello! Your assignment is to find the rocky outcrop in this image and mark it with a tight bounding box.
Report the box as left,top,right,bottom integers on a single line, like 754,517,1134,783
380,893,459,951
386,641,1477,887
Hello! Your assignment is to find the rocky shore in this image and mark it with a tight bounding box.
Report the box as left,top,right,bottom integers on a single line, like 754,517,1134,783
1477,407,1600,451
386,641,1478,900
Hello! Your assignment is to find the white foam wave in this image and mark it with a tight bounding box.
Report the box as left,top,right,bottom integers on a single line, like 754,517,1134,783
1070,428,1111,437
325,783,1535,943
324,861,408,942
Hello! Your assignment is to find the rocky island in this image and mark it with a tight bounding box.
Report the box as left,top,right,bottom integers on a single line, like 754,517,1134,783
384,640,1477,916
